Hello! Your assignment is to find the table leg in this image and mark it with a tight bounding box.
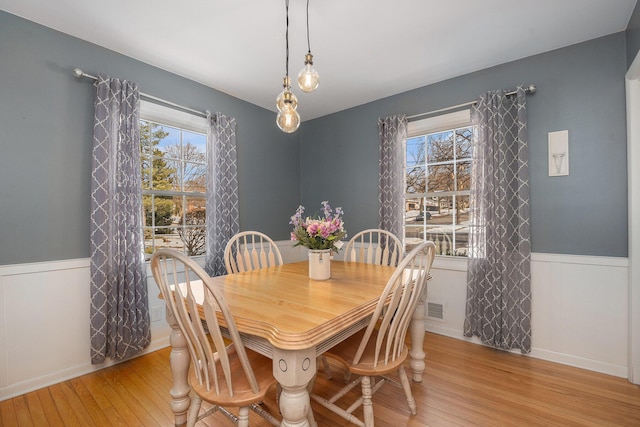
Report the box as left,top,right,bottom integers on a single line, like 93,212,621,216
273,347,316,427
166,308,192,426
409,289,427,382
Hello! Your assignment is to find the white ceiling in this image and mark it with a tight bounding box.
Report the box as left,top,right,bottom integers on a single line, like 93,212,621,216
1,0,637,120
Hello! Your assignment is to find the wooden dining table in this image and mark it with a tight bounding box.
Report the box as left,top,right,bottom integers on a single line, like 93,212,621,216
164,260,429,427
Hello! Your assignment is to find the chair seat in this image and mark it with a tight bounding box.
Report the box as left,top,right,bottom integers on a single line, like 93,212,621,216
324,329,408,377
190,346,276,408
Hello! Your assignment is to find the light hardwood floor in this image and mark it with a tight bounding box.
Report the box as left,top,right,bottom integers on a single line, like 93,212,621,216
2,332,640,426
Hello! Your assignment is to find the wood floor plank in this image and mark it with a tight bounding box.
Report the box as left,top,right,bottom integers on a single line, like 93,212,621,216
24,392,48,427
68,377,112,426
2,332,640,426
97,367,165,426
9,396,33,427
0,399,19,427
48,384,83,427
92,370,152,427
34,389,65,427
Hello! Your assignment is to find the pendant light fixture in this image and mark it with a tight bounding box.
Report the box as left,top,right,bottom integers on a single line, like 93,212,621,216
297,0,319,92
276,0,300,133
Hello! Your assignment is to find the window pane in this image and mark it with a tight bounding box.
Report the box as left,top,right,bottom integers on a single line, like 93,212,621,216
405,197,421,223
152,158,179,190
427,131,453,163
455,195,469,256
457,161,471,191
184,131,206,157
406,136,425,167
455,127,473,159
406,166,425,194
183,161,206,192
180,198,206,256
156,126,181,159
428,164,455,192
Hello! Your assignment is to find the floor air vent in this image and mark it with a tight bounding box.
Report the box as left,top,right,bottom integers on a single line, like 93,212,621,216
427,301,445,321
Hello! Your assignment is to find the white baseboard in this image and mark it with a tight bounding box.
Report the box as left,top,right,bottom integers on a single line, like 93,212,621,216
426,325,629,378
0,336,169,401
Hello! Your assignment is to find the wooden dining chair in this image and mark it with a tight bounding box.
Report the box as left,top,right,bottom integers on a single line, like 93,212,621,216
310,241,436,427
151,249,280,427
343,229,403,267
326,229,403,379
224,231,283,274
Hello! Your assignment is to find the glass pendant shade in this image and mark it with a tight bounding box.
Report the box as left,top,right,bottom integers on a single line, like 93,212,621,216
276,88,298,111
297,53,319,92
276,104,300,133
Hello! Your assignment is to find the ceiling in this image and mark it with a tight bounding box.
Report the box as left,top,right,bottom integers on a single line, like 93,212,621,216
1,0,637,120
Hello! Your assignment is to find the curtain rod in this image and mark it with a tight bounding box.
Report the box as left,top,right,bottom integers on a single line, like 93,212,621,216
72,68,208,118
407,84,536,121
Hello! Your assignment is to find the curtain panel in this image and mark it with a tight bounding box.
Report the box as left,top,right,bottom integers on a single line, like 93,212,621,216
89,76,150,364
464,86,532,353
204,112,239,277
378,115,407,239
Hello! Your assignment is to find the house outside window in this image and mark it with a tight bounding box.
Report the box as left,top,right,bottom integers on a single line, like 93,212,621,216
405,110,472,256
140,101,208,258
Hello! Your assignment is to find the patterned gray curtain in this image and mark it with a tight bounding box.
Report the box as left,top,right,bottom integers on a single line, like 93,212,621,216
90,76,150,364
464,86,531,353
378,115,407,238
204,112,239,276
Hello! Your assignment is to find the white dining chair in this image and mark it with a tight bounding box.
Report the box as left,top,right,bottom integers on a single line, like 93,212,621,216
311,241,436,427
224,231,283,274
151,248,281,427
343,229,403,267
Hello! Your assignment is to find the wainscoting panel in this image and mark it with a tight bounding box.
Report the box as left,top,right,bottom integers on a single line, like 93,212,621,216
0,246,630,400
424,253,629,378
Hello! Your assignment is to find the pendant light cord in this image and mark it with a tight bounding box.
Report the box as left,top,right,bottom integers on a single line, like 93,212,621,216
285,0,290,78
305,0,311,54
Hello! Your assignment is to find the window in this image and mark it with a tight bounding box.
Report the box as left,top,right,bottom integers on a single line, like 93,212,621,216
405,110,472,256
140,101,208,258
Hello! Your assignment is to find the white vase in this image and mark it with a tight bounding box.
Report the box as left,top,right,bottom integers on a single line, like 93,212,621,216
308,249,331,280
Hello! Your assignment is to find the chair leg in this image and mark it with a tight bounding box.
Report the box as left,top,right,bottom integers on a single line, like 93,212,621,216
397,367,417,415
187,395,202,427
361,376,375,427
237,406,250,427
319,355,333,379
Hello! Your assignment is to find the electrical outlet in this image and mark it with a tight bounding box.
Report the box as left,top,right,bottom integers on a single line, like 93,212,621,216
150,306,164,322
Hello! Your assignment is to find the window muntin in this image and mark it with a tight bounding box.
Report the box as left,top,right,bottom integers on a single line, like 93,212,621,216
405,111,472,256
140,103,208,258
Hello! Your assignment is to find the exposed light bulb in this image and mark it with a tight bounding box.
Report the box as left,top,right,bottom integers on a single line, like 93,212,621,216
297,53,319,93
276,103,300,133
276,77,298,111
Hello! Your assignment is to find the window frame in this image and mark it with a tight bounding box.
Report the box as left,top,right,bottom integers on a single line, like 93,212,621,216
140,101,209,258
405,109,472,258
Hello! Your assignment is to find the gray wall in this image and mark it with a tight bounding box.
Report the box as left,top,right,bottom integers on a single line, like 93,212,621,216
301,33,628,257
0,11,300,265
627,0,640,68
0,11,631,264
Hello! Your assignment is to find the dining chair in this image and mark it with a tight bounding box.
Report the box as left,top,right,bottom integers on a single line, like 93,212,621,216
310,241,436,427
327,228,403,379
343,229,403,267
151,249,280,427
224,231,283,274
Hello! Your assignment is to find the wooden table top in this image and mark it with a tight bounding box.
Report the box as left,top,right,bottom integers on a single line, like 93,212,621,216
197,260,396,350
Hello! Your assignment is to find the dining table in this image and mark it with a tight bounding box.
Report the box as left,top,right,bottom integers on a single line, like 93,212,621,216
164,259,429,427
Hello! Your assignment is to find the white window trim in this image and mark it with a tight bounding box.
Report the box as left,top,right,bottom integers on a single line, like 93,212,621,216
406,109,472,261
408,109,471,137
140,100,208,134
140,100,209,259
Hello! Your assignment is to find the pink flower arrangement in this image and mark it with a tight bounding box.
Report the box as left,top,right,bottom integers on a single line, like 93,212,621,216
290,201,347,251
